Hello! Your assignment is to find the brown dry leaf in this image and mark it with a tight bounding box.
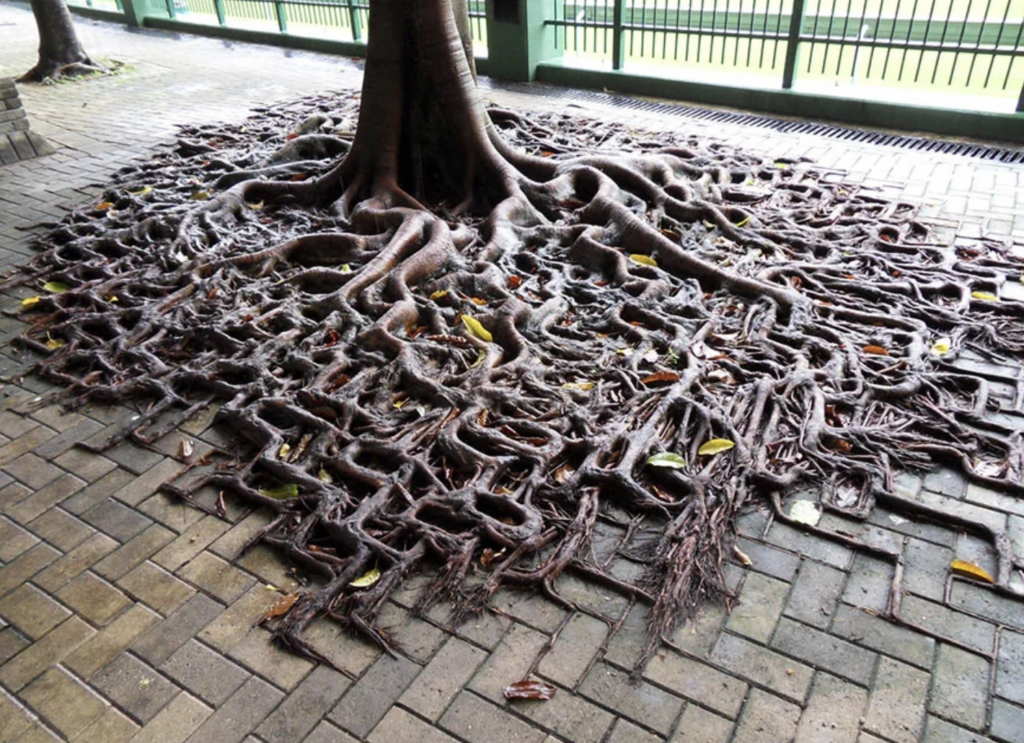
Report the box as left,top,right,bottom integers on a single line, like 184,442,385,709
642,371,680,385
259,591,300,623
504,679,556,701
95,201,115,211
733,545,753,566
480,547,506,567
470,297,487,306
178,438,194,459
950,559,994,584
863,345,890,356
553,465,575,484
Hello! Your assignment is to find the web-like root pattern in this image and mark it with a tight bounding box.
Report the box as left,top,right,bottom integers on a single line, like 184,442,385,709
11,93,1024,670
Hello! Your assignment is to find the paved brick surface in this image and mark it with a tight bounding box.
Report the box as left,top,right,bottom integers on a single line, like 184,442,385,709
2,2,1024,741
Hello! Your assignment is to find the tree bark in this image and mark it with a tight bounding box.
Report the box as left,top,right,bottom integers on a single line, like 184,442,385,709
21,0,99,83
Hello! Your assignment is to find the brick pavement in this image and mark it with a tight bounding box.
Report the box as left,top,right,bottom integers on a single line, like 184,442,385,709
2,2,1024,741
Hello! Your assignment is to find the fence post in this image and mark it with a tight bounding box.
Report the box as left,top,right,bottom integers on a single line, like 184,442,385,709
274,0,288,32
348,0,363,41
611,0,626,71
781,0,806,89
1018,81,1024,113
165,0,177,20
213,0,226,25
486,0,562,82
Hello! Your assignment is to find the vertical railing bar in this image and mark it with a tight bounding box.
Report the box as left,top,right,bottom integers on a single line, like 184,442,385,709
930,0,958,84
745,0,755,66
769,0,782,68
613,0,626,69
642,0,650,61
213,0,227,24
673,0,683,60
805,0,823,73
999,0,1024,88
984,0,1013,89
722,0,730,65
734,0,743,65
347,0,361,41
685,0,694,60
865,0,888,79
758,0,769,69
833,0,855,79
879,0,903,81
896,0,923,81
941,0,974,84
709,0,718,63
698,0,707,62
1017,71,1024,111
964,0,994,87
913,0,939,82
782,0,806,85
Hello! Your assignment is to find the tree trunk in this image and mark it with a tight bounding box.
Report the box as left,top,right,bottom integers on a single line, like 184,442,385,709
21,0,99,83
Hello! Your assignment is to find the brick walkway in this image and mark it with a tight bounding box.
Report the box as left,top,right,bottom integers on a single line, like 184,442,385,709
2,3,1024,742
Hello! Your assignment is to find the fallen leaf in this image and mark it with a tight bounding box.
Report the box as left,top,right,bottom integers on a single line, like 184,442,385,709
646,452,686,469
469,349,486,369
178,439,194,459
931,338,951,356
317,467,333,484
480,547,505,567
630,254,658,267
553,465,575,484
950,559,994,584
128,186,152,196
43,281,70,293
508,276,523,289
44,334,65,351
504,679,556,701
734,216,750,227
21,296,41,308
429,289,449,300
94,201,115,210
340,263,352,274
278,443,291,459
642,371,680,385
259,591,300,623
562,381,595,391
863,345,889,356
462,315,493,343
190,190,211,201
734,545,753,566
350,566,381,588
698,438,735,456
470,297,487,306
248,200,264,211
971,291,998,301
258,483,300,499
789,499,822,526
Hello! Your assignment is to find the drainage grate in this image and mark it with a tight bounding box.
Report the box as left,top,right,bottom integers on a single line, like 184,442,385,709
481,79,1024,165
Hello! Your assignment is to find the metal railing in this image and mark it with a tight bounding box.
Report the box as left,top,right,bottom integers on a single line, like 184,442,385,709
549,0,1024,109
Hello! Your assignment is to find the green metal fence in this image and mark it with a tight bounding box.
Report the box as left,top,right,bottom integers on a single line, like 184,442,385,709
549,0,1024,108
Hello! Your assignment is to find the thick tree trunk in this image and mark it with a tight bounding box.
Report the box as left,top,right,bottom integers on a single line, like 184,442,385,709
341,0,512,209
21,0,99,83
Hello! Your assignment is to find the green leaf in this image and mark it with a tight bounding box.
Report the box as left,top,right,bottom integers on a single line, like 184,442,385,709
317,467,333,484
340,264,352,274
43,281,70,293
350,566,381,588
698,438,735,456
734,216,750,227
469,349,486,369
258,483,300,499
462,315,493,343
646,452,686,469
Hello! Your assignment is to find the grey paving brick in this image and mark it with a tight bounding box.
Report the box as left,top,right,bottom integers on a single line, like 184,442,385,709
81,498,153,542
0,584,70,640
186,676,284,743
930,644,991,731
864,656,929,743
727,571,790,643
766,523,853,568
831,604,935,669
773,616,878,685
128,691,212,743
255,665,349,743
732,688,801,743
132,592,224,665
794,672,869,743
70,706,138,743
174,550,255,604
605,717,662,742
990,698,1024,743
2,454,62,490
305,721,359,743
785,559,846,629
439,690,547,743
32,532,117,593
843,553,895,612
56,571,132,626
925,715,997,743
399,635,488,721
302,614,383,676
91,653,178,723
19,666,107,738
0,516,38,561
160,639,250,706
0,542,60,602
5,473,86,524
0,626,30,665
997,629,1024,705
951,581,1024,631
644,649,748,719
579,662,683,736
536,611,607,688
904,537,955,601
328,654,420,738
514,684,616,743
710,632,814,703
64,603,161,678
468,621,549,702
902,593,997,655
669,704,733,742
93,524,175,582
61,468,135,516
228,626,316,690
368,707,458,743
25,508,92,552
734,536,801,581
492,587,569,633
373,601,446,663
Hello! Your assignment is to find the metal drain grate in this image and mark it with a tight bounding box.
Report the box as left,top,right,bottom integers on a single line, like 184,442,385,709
481,79,1024,165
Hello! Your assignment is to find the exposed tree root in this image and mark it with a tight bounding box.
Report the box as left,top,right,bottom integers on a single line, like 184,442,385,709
9,91,1024,672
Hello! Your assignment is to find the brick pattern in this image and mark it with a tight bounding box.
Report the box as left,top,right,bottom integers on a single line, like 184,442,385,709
0,77,53,165
1,4,1024,742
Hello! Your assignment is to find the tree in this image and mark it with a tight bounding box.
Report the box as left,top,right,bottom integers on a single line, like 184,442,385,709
21,0,102,83
18,0,1024,671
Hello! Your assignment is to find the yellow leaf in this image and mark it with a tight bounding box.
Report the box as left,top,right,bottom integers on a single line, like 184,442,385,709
562,381,595,391
278,443,291,459
248,200,264,211
646,452,686,469
931,338,951,356
21,296,41,308
735,216,750,227
462,315,493,343
630,254,658,267
349,566,381,588
258,484,299,499
108,296,119,303
190,190,211,201
340,264,352,274
616,348,633,356
469,349,486,369
698,438,735,456
95,201,115,210
317,467,333,484
971,291,998,301
44,334,65,351
43,281,70,293
950,559,994,584
429,289,449,300
128,186,152,196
